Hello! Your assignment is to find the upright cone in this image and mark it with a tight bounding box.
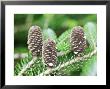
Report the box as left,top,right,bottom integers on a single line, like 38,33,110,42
42,39,57,68
27,25,43,56
70,26,87,56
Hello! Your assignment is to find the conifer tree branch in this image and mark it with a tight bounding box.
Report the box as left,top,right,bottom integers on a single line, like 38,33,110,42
39,49,96,76
17,49,96,76
18,57,37,76
17,52,68,76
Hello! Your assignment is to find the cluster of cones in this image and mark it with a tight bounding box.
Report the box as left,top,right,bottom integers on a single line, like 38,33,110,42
27,25,87,68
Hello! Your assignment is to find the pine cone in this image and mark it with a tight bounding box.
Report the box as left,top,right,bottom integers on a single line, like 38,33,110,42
70,26,87,56
42,39,57,68
27,25,43,56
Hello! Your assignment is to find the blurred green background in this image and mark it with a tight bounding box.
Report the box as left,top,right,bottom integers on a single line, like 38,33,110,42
14,14,96,54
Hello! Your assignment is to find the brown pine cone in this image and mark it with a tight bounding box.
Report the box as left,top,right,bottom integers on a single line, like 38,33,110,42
27,25,43,56
70,26,87,56
42,39,57,68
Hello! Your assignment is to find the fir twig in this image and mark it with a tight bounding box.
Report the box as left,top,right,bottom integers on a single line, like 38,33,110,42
39,49,96,76
18,57,38,76
16,52,67,75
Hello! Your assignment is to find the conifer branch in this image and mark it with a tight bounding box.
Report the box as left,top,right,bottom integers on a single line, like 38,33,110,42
17,52,68,76
18,57,37,76
39,49,96,76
